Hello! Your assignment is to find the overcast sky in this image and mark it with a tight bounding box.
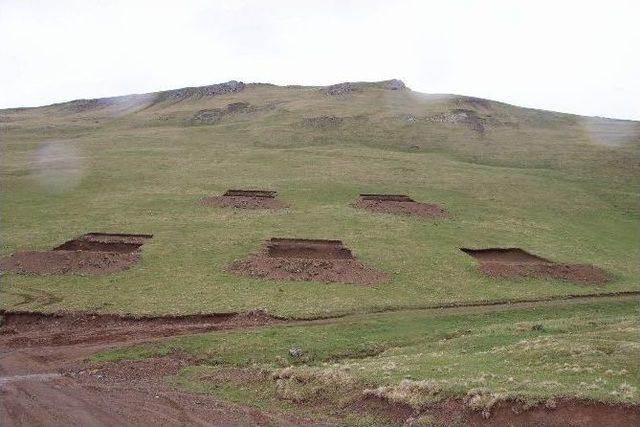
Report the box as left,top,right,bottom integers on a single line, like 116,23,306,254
1,0,639,120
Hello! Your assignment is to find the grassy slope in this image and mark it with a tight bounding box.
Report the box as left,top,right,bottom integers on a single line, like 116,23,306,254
1,82,639,317
93,297,640,421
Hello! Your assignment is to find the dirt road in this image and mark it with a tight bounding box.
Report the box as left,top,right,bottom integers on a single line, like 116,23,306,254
0,311,320,426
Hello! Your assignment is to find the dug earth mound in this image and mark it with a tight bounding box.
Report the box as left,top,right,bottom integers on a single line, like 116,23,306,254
198,189,285,209
355,194,449,218
461,248,610,284
0,233,152,275
227,238,387,285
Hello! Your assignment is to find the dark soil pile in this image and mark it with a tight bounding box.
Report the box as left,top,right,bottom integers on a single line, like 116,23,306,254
480,262,611,284
0,232,152,275
460,248,550,263
54,240,143,253
228,256,386,285
461,247,610,284
355,194,448,218
199,189,284,209
266,238,353,259
228,238,386,285
0,250,140,275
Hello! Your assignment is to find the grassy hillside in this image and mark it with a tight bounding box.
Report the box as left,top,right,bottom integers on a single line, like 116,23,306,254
1,80,639,317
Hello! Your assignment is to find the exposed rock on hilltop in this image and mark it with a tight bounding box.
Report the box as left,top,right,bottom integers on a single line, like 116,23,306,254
323,79,408,95
384,79,407,90
159,80,245,101
324,82,361,96
48,80,246,114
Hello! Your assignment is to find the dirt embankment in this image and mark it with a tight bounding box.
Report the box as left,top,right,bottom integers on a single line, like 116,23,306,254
357,394,640,427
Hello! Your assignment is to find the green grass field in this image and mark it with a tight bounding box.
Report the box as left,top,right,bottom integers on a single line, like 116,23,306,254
1,81,639,421
1,83,638,317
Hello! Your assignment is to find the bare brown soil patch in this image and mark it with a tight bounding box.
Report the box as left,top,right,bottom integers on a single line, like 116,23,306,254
199,189,284,209
267,238,353,259
0,232,152,275
53,240,142,253
228,238,386,285
224,189,277,198
355,194,449,218
480,262,611,284
461,248,551,264
0,250,140,275
461,247,610,284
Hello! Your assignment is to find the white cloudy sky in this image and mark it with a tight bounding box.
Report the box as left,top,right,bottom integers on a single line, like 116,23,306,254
1,0,639,119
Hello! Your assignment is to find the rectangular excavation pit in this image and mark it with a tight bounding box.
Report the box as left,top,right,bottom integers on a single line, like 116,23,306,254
223,189,277,198
82,233,153,244
460,248,552,264
266,238,354,259
53,240,143,253
53,233,152,253
359,194,414,202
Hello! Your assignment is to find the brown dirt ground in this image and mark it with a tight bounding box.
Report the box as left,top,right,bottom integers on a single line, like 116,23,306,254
480,262,611,284
266,238,354,260
228,239,386,285
460,247,551,263
0,310,279,348
53,240,143,253
0,250,141,275
355,196,449,218
228,255,387,285
199,193,284,209
460,247,610,284
0,232,152,275
0,313,319,427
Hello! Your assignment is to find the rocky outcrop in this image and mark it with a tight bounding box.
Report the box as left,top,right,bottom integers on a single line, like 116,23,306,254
51,81,246,114
191,101,255,125
324,82,361,96
160,80,245,101
324,79,408,95
302,115,344,128
427,109,486,134
383,79,407,90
